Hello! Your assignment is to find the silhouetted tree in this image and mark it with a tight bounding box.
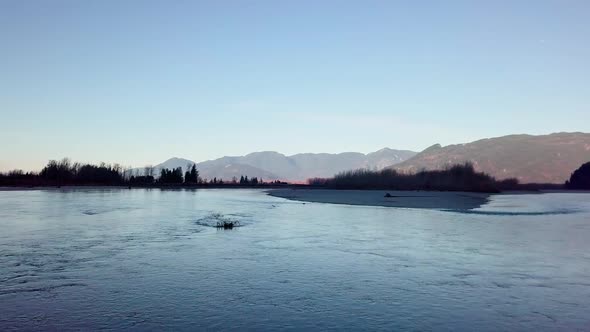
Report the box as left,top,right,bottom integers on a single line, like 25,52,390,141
144,165,154,177
129,175,154,185
40,158,74,184
308,177,329,185
0,169,39,186
565,161,590,189
75,164,124,184
496,178,520,190
183,163,199,184
38,158,125,185
159,167,183,184
323,163,501,192
191,164,199,183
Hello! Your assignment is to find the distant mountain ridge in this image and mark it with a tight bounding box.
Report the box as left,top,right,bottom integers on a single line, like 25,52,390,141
390,132,590,184
144,148,417,181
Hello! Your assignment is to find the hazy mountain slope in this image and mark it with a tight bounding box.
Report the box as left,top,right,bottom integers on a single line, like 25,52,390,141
364,148,418,170
196,161,279,181
145,148,416,181
239,152,300,179
234,149,416,180
154,157,195,171
132,157,277,181
290,152,367,179
391,132,590,184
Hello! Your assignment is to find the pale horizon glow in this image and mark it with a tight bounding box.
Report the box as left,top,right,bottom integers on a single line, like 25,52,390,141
1,1,589,171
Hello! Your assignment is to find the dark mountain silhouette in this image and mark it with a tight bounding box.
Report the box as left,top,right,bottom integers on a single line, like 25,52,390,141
142,148,416,181
391,132,590,184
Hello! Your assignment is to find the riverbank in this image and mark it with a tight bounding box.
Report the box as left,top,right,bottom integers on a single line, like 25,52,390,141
267,188,493,210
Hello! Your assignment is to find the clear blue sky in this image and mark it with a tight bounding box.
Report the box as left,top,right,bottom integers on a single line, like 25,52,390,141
1,1,589,171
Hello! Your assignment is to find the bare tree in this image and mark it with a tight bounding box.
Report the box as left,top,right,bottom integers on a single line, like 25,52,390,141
144,165,154,177
124,166,133,180
112,163,122,176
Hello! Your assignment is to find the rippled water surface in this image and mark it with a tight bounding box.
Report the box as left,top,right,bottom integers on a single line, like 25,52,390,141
1,189,590,331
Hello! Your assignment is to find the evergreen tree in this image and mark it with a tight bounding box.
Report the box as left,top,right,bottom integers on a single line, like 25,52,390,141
190,164,199,183
159,167,183,184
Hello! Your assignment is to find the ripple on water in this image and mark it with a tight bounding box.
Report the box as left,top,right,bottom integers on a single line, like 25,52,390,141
194,212,249,228
81,207,136,216
0,282,87,296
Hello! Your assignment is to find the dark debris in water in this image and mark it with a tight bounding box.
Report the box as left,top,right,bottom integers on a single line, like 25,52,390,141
215,221,240,229
195,213,245,229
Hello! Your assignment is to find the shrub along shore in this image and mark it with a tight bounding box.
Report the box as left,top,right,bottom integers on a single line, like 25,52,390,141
0,158,577,193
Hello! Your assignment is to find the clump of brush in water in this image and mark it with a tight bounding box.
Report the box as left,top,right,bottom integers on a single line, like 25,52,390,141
216,220,240,229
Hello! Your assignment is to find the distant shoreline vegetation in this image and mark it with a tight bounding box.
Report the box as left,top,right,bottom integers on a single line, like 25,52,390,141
307,163,520,193
0,158,287,188
565,162,590,190
1,158,586,192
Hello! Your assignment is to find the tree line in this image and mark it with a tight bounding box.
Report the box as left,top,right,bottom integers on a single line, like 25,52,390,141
0,158,286,187
4,158,588,190
565,161,590,189
308,163,520,193
0,158,127,186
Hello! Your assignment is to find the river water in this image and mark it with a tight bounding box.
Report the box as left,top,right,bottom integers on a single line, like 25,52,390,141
1,189,589,331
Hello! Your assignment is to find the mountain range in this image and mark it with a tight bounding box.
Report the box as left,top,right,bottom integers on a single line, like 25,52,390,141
146,148,417,182
391,132,590,184
140,132,590,184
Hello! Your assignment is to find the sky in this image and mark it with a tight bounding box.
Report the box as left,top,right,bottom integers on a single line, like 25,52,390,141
1,0,589,171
